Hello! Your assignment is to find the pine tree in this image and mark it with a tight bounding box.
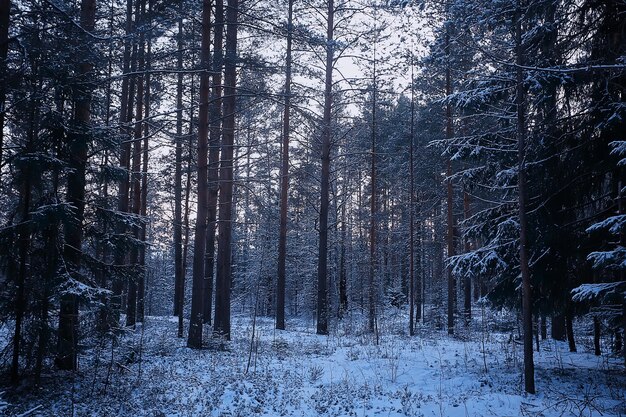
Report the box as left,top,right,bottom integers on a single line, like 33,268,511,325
187,0,212,348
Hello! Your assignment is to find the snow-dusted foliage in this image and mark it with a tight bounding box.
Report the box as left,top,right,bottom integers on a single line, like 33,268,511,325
587,215,626,235
0,392,8,414
587,247,626,271
450,217,519,286
572,281,626,302
581,130,626,312
610,141,626,166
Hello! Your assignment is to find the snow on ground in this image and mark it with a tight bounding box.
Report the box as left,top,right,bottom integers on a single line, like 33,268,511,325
3,311,625,417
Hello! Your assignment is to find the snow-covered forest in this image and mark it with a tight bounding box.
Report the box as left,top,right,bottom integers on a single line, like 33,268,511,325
0,0,625,415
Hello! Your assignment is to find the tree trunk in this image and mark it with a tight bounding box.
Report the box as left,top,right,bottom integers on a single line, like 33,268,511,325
204,0,224,326
276,0,293,331
0,0,9,182
552,314,566,341
35,234,53,383
214,0,239,340
534,313,540,352
618,176,626,367
96,0,115,331
36,159,60,382
591,316,601,355
408,61,416,335
433,202,443,325
126,0,146,327
179,103,194,337
316,0,334,336
445,18,455,336
11,165,32,383
113,0,136,325
622,302,626,366
473,273,480,302
369,43,377,335
516,6,535,394
339,190,348,317
463,190,471,325
173,0,184,321
138,14,151,323
187,0,212,348
415,194,422,323
11,74,41,381
566,304,576,352
57,0,96,371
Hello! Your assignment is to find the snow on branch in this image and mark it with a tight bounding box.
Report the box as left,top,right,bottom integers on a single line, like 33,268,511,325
59,277,111,300
571,281,626,302
586,214,626,235
609,141,626,166
587,246,626,271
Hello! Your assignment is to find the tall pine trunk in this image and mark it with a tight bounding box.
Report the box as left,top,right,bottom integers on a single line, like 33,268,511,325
0,0,9,182
138,12,151,323
565,305,577,352
11,152,32,382
409,61,416,335
214,0,239,340
463,190,471,325
316,0,334,336
113,0,136,324
187,0,212,348
58,0,97,370
338,175,348,317
179,93,194,336
126,0,146,328
445,24,456,336
204,0,224,325
516,5,535,394
173,0,185,336
10,74,41,381
368,43,377,336
276,0,293,331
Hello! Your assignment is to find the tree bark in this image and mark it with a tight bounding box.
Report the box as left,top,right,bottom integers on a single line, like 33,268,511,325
187,0,212,348
0,0,9,182
445,17,456,336
415,194,422,323
516,5,535,394
36,156,60,382
409,60,416,335
58,0,97,370
138,11,151,323
276,0,293,331
179,100,194,337
204,0,224,326
369,42,377,335
618,177,626,366
126,0,146,328
566,304,576,352
593,316,601,356
463,190,471,325
173,0,184,321
214,0,239,340
113,0,136,325
338,189,348,317
11,160,32,382
96,0,115,331
316,0,334,336
552,313,566,340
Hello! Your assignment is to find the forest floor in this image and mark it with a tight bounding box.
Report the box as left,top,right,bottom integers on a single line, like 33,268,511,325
2,310,625,417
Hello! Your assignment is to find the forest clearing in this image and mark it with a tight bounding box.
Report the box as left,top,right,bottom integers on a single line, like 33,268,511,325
3,313,625,416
